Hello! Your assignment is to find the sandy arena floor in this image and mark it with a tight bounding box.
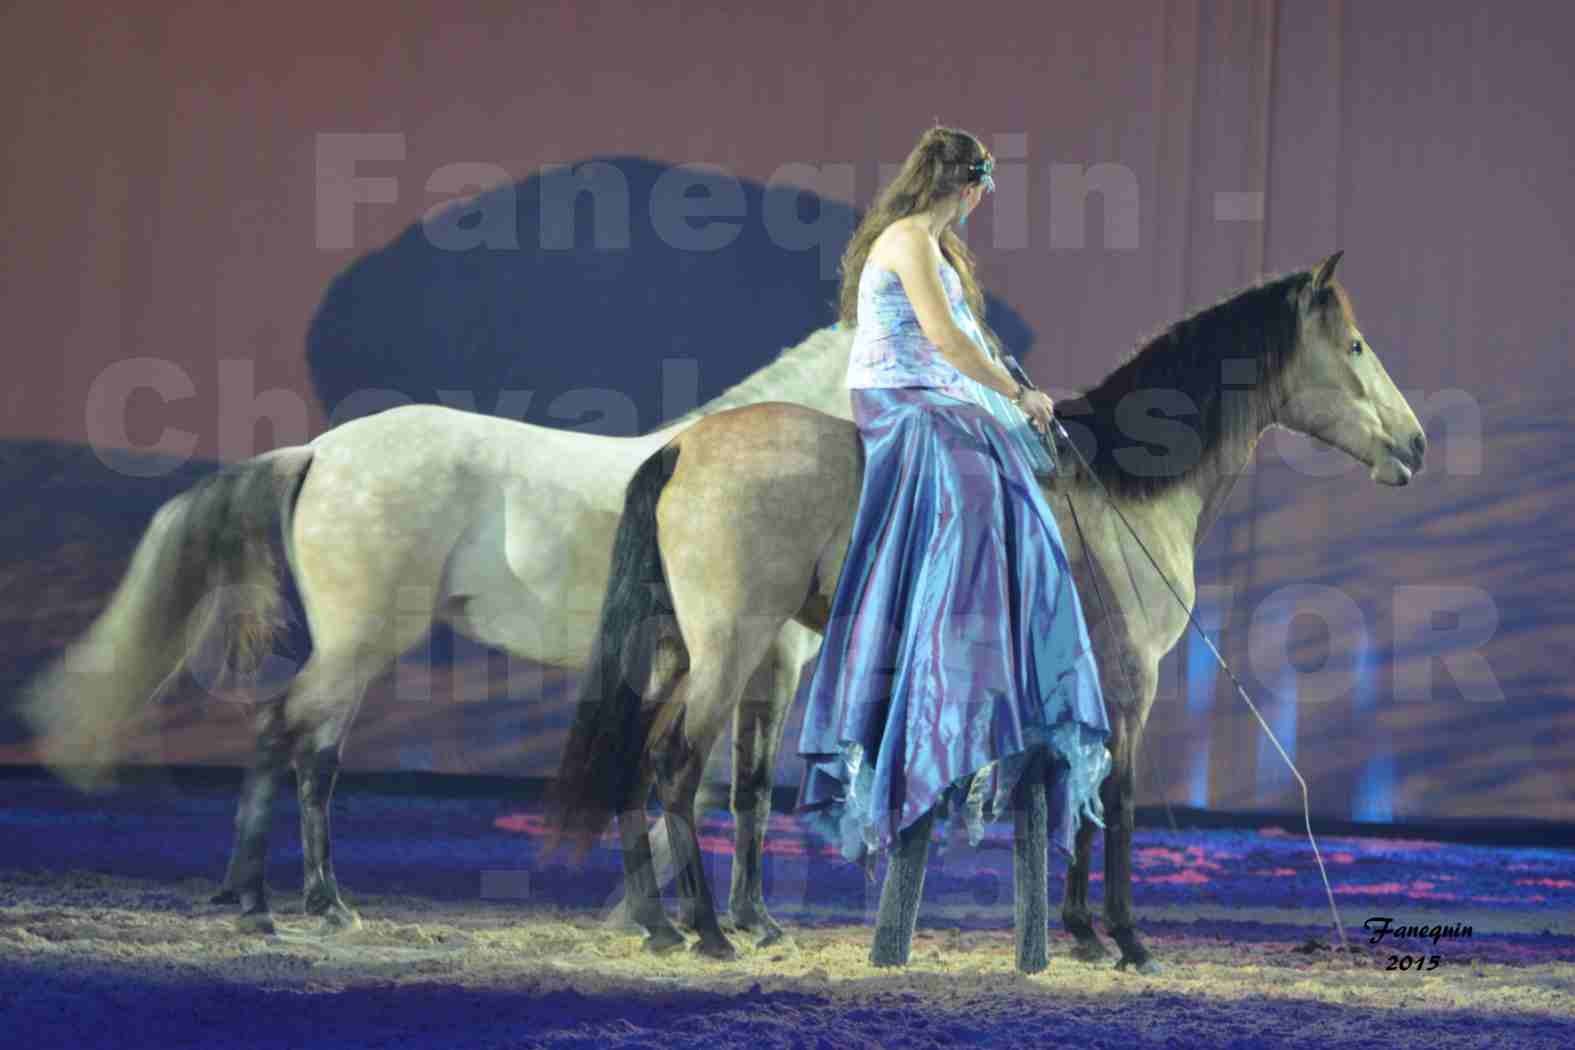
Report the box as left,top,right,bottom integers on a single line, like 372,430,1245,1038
2,773,1571,1048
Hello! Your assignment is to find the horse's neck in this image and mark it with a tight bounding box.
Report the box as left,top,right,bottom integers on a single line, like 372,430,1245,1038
1077,421,1271,556
1189,425,1271,546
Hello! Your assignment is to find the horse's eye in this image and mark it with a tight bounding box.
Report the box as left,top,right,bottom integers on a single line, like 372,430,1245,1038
1350,339,1364,355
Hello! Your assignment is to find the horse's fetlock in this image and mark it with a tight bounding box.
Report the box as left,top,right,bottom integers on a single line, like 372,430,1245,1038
731,775,772,816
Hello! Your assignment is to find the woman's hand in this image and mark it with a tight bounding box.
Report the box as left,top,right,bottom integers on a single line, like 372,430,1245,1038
1018,389,1055,432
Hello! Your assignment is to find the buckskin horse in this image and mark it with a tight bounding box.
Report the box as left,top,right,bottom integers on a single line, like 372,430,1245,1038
552,253,1427,969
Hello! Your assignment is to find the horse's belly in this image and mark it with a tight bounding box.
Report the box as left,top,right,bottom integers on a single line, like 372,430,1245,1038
444,586,601,668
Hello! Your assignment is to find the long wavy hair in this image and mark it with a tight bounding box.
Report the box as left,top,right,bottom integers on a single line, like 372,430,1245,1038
837,126,994,334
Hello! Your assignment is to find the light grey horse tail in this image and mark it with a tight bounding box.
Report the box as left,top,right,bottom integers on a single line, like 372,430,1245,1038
550,443,682,856
18,447,315,792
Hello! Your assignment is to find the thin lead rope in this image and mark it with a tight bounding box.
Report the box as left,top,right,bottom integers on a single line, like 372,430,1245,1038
1023,397,1351,960
1058,485,1179,835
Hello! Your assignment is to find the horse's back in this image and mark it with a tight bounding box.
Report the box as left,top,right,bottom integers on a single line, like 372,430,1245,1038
313,404,676,486
673,400,859,469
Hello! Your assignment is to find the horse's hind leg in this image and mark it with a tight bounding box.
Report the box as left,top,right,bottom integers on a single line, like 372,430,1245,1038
608,636,793,943
618,773,686,954
212,699,290,933
654,751,731,959
726,627,807,947
295,739,356,930
869,808,935,967
650,629,778,960
284,647,394,933
1013,751,1050,974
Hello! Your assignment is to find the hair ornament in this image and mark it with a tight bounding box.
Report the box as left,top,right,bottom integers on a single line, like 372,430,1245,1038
970,156,996,194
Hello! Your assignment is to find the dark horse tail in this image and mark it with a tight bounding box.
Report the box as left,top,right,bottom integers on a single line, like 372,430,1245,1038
18,447,313,793
550,444,682,855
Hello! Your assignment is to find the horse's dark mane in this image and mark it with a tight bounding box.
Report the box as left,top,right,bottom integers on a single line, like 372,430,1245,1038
1050,269,1319,502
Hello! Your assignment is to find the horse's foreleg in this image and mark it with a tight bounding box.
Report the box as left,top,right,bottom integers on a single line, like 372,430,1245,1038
1061,817,1108,961
213,699,289,934
1104,716,1159,974
869,807,935,967
1013,751,1050,974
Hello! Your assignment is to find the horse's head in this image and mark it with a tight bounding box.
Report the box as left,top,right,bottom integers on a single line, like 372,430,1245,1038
1279,251,1427,486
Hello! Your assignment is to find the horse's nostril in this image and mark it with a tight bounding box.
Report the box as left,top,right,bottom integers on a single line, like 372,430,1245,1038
1410,432,1427,464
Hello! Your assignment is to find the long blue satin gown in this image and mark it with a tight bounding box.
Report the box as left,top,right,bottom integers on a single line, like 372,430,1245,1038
795,256,1112,865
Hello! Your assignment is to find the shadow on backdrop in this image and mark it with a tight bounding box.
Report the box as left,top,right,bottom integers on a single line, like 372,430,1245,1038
306,155,1034,433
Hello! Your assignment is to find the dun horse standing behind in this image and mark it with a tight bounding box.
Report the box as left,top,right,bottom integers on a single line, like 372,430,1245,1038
553,253,1427,968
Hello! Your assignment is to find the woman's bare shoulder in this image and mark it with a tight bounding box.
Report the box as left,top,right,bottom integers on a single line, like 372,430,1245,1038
869,218,936,273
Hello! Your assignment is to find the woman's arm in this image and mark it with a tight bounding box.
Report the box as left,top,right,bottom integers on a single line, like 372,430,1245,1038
884,225,1023,399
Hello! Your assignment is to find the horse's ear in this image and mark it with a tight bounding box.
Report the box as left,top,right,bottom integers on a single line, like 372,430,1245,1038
1313,250,1344,290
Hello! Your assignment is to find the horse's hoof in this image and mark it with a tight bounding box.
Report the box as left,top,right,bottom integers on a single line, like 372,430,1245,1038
727,901,762,928
730,906,786,948
692,936,737,961
316,906,363,934
602,900,643,933
1115,955,1162,975
1069,938,1110,963
236,911,276,936
642,927,687,955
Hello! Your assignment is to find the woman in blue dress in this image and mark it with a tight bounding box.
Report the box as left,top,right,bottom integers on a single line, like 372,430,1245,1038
795,125,1112,965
